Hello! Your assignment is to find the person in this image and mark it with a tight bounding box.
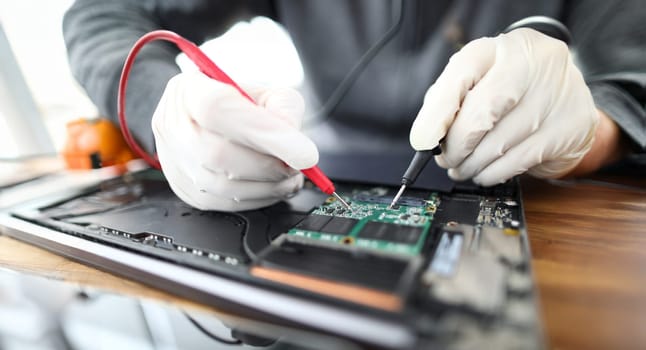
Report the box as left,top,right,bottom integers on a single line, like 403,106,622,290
63,1,645,211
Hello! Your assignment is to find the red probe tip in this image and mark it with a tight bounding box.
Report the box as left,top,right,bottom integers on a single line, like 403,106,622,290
301,166,335,195
300,166,350,209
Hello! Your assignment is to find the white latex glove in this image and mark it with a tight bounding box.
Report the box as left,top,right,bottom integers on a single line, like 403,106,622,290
152,71,318,211
410,28,599,186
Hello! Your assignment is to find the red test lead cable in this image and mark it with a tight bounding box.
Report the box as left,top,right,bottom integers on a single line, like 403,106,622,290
117,30,351,209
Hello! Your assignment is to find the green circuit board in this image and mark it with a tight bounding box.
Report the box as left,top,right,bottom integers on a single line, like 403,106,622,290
288,191,440,256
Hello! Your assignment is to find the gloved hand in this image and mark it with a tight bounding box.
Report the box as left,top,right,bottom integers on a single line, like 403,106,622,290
410,28,599,186
152,71,318,211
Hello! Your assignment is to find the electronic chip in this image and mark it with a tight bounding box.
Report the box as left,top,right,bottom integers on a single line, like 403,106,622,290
320,217,359,235
295,214,332,231
358,222,423,245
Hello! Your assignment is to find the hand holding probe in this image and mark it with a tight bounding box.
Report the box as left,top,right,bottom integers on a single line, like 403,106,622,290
389,16,574,210
117,30,351,210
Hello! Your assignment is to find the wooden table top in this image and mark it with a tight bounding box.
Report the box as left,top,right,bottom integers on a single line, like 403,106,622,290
522,175,646,350
1,168,645,349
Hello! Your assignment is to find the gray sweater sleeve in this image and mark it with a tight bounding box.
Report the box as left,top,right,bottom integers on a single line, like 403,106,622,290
63,0,274,152
564,0,646,152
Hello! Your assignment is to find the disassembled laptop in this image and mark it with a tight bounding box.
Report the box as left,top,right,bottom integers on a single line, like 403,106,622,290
1,170,542,349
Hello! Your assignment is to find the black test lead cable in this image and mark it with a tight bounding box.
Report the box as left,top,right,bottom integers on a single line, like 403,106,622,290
304,0,404,128
183,312,243,345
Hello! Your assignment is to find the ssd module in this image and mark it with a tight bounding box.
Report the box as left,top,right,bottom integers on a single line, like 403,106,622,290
251,189,440,311
287,191,439,256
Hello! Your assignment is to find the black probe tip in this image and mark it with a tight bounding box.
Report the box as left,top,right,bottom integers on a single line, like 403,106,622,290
401,144,442,186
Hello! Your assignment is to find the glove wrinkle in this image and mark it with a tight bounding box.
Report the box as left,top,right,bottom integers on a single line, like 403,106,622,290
411,28,599,185
152,72,316,211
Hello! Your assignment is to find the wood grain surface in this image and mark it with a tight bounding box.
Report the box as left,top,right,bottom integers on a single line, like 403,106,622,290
522,176,646,350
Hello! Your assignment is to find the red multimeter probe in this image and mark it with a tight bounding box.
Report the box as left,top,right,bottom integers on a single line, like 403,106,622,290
117,30,351,209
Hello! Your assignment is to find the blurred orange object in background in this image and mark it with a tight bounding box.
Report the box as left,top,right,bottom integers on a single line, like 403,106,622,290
62,118,137,170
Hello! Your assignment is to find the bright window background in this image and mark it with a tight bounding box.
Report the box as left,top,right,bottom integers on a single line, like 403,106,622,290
0,0,95,156
0,0,303,155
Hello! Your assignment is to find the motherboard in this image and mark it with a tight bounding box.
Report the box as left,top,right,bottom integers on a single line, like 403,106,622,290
2,170,542,349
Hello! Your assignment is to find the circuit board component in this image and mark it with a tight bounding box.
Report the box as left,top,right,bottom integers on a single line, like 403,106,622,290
287,191,439,256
